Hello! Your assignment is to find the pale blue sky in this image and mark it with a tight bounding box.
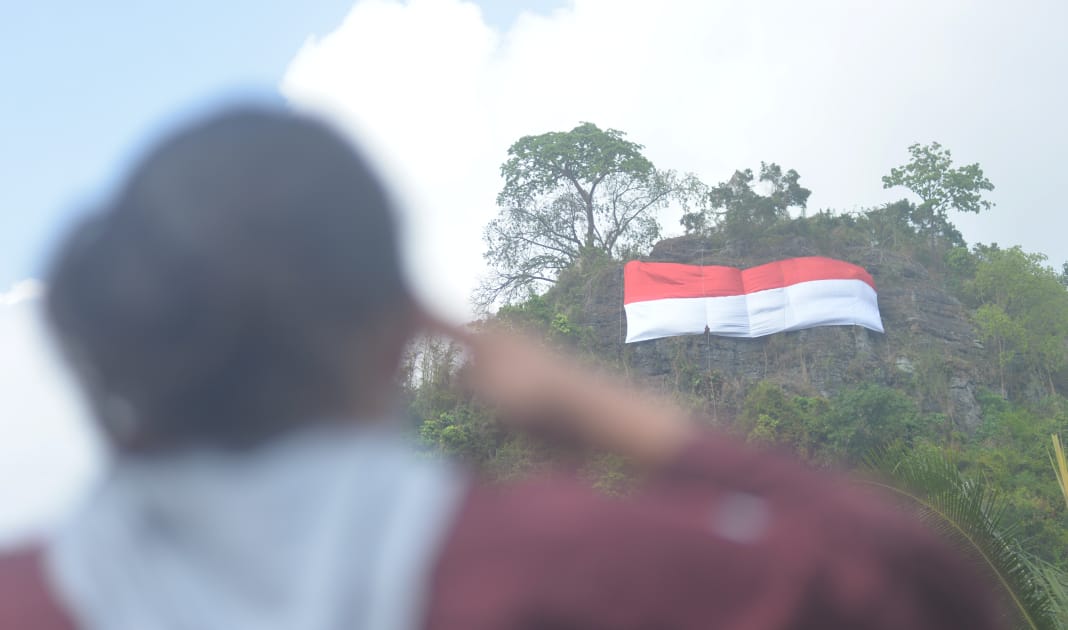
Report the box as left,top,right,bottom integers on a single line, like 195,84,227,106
0,0,564,290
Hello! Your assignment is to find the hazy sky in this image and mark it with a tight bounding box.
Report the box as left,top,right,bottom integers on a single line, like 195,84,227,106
2,0,1066,542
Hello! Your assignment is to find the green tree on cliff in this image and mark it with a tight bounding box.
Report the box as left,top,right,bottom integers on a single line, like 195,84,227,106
882,142,994,245
681,162,810,238
479,123,673,306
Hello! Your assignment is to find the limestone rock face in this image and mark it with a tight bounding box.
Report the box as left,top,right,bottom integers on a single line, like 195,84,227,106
570,235,984,433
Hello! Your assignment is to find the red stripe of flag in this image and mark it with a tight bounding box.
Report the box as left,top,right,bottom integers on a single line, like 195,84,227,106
624,257,876,305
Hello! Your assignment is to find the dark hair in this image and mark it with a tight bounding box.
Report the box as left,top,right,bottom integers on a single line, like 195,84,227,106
46,107,411,450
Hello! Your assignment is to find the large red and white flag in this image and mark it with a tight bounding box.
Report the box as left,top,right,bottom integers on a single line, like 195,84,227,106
624,257,883,343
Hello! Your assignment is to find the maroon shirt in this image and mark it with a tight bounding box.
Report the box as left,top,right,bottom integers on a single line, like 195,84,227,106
0,434,1003,629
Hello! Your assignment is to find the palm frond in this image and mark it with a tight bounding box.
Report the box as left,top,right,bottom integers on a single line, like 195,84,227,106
1051,434,1068,511
863,448,1064,630
1023,554,1068,628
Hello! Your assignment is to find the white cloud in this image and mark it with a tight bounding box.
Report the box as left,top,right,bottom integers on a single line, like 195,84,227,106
0,279,44,305
282,0,1068,319
0,283,104,547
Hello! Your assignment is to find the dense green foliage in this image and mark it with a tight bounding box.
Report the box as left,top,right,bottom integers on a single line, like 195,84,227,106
410,128,1068,624
962,246,1068,397
739,381,924,465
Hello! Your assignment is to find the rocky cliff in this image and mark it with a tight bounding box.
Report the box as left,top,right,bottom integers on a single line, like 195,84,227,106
562,234,985,433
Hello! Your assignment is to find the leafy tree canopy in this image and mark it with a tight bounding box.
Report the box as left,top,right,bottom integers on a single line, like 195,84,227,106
882,142,994,244
480,123,673,306
682,162,810,236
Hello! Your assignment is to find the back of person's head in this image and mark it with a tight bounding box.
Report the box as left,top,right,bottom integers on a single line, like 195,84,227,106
46,106,412,452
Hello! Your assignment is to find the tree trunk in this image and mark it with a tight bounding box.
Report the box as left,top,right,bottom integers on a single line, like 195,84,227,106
585,194,595,249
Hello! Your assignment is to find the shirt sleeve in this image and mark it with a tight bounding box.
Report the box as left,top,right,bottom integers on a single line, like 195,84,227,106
0,548,77,630
424,432,1006,630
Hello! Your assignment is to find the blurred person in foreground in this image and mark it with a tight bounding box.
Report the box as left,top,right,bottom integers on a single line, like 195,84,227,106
0,107,1002,630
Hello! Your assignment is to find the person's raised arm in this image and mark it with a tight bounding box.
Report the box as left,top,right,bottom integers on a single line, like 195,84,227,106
442,325,694,468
